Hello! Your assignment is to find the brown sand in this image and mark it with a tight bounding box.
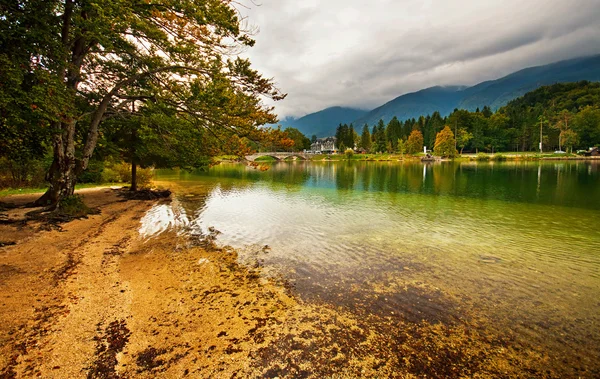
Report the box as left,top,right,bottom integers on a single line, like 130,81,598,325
0,188,569,378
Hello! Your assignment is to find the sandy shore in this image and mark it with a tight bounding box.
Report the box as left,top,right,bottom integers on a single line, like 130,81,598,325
0,188,573,378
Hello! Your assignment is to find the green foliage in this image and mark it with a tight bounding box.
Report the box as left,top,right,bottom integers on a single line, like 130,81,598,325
386,116,402,151
345,148,354,159
1,0,285,203
491,154,507,161
335,124,356,151
78,161,105,184
434,126,457,158
360,124,372,152
456,128,473,154
397,139,406,155
406,130,424,154
0,157,48,189
560,129,579,153
57,195,91,218
476,153,490,161
373,120,387,153
284,127,311,151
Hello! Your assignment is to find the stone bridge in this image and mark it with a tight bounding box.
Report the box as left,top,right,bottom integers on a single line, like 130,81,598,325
245,152,309,162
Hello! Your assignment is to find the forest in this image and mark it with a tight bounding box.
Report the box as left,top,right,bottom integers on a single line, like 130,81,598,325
335,81,600,154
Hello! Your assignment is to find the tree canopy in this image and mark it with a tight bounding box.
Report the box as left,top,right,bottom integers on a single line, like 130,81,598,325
0,0,284,205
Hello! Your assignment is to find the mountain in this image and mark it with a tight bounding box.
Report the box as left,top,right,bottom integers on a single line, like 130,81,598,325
353,54,600,127
352,85,467,128
457,55,600,111
278,106,367,138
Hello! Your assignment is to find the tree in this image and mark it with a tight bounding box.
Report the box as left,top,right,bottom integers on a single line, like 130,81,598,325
560,130,578,153
311,135,318,144
386,116,402,151
7,0,284,207
284,127,311,152
434,126,457,158
572,106,600,148
456,128,473,155
335,123,354,151
360,124,371,152
397,139,406,156
373,119,387,153
406,130,424,154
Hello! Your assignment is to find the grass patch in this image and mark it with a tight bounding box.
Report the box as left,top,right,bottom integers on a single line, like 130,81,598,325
254,156,277,162
57,195,91,217
0,183,121,197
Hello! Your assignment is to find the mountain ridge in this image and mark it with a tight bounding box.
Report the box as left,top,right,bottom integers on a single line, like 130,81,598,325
278,54,600,137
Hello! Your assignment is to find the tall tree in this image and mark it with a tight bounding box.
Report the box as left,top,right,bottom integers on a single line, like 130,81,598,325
6,0,284,207
373,119,387,153
406,130,424,155
386,116,402,151
434,126,457,158
360,124,371,152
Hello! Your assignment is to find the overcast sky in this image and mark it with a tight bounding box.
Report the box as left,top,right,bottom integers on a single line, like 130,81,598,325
238,0,600,119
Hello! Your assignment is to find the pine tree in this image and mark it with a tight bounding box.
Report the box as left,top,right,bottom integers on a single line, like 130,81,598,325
360,124,371,152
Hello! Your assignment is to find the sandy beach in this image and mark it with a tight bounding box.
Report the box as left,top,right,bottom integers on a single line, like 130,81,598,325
0,188,569,378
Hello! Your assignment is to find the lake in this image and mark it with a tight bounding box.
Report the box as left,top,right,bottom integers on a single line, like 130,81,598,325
149,160,600,376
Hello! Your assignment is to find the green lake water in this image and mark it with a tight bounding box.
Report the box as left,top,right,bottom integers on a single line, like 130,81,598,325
147,160,600,375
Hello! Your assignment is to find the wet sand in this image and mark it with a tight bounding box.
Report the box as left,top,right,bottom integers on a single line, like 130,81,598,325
0,188,579,378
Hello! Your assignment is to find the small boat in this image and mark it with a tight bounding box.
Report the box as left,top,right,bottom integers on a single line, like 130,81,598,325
421,153,437,162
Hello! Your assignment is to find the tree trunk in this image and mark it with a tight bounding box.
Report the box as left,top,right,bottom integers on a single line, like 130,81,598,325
130,162,137,192
33,120,77,207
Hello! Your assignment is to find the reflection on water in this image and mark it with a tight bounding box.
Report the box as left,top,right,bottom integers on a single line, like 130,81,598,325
151,161,600,374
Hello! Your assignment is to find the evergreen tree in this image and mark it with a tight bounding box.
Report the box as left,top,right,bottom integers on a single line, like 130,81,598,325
360,124,372,152
386,116,402,151
374,119,387,153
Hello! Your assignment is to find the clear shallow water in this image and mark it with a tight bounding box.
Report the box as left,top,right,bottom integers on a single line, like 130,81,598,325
149,161,600,372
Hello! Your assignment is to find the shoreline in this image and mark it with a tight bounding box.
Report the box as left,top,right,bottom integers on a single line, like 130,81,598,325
0,188,584,377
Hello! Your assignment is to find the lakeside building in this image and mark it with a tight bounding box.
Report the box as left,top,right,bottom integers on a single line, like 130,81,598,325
310,137,338,153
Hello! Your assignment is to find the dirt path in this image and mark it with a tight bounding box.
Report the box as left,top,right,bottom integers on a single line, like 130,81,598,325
0,188,578,378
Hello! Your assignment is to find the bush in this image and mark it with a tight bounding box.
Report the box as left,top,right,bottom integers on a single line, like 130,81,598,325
113,162,133,182
475,153,490,161
57,194,90,217
103,162,154,188
135,167,154,189
0,157,49,188
78,161,104,183
345,148,354,159
491,153,507,161
101,167,121,183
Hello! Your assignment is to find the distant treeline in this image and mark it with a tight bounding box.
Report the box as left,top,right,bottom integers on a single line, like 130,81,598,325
328,81,600,154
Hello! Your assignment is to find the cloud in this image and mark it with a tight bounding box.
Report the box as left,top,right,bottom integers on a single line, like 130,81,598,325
239,0,600,118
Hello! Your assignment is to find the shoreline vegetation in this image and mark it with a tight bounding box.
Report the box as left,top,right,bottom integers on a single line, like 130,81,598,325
3,155,597,195
238,152,600,163
0,187,580,378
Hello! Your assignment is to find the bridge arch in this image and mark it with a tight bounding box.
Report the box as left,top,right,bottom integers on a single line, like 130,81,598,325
245,152,309,162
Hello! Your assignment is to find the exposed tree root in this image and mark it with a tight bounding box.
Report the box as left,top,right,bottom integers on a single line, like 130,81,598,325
117,188,171,200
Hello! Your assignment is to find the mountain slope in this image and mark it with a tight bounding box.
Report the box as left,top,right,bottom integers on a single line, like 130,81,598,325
458,55,600,110
353,54,600,127
352,86,466,127
279,106,367,138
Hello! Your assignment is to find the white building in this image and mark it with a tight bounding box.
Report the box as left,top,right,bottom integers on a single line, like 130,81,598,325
310,137,337,153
